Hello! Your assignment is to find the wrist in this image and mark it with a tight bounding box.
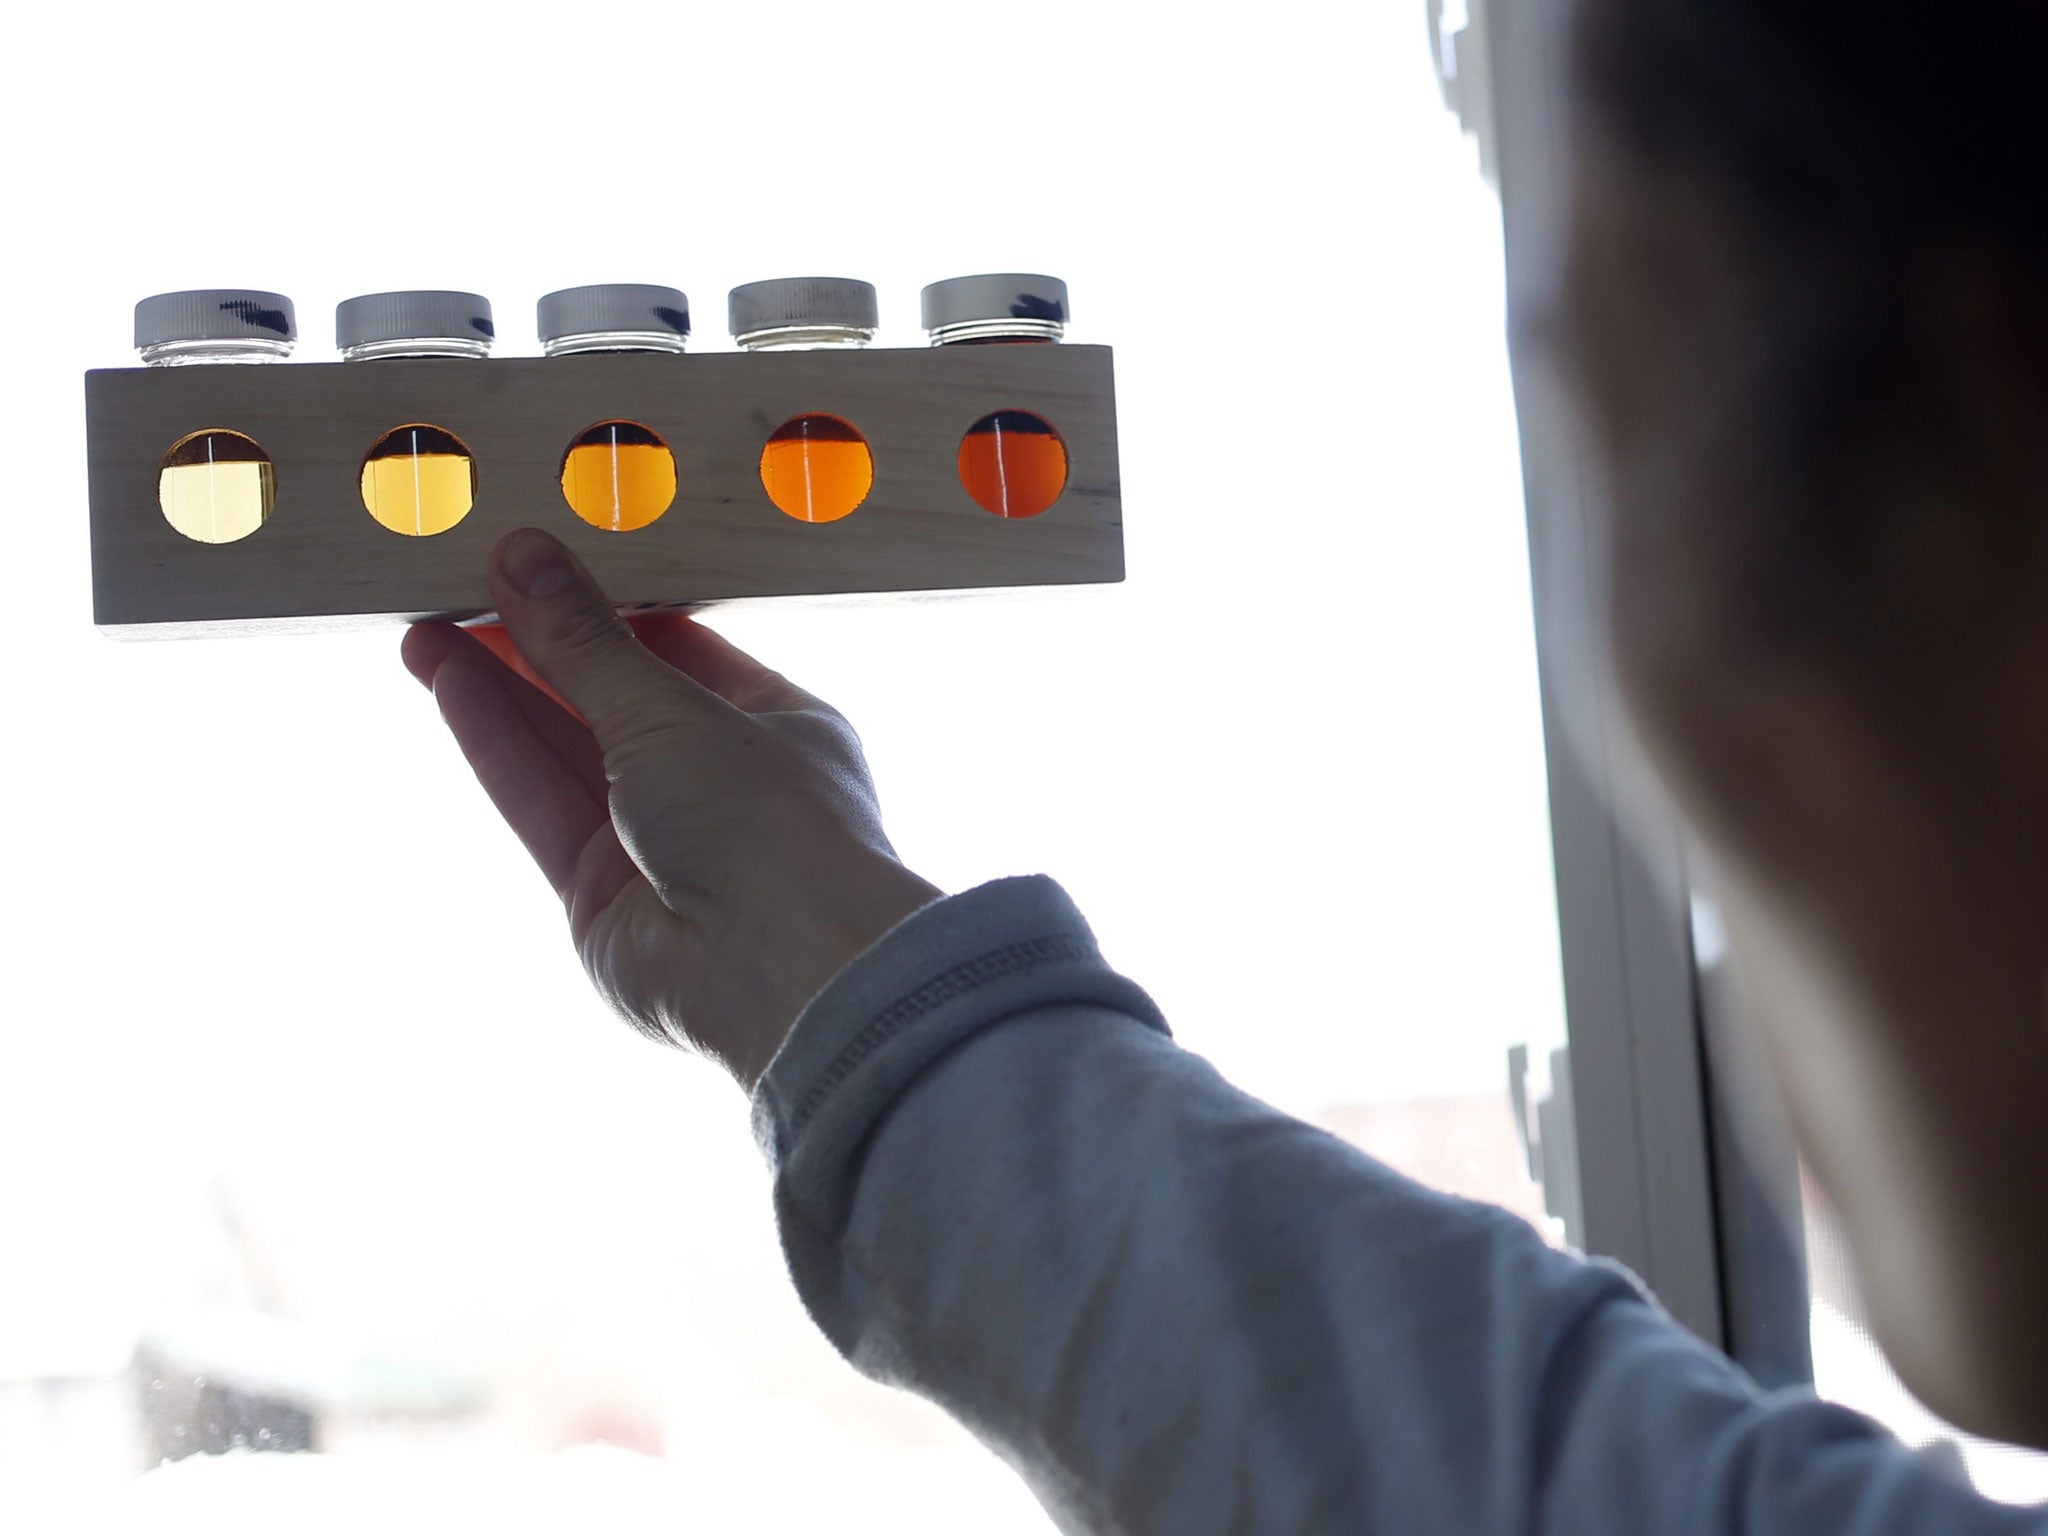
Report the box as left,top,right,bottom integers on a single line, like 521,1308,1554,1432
720,854,944,1092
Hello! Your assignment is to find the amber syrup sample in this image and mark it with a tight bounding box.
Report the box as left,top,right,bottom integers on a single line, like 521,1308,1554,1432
561,421,677,532
156,429,275,544
360,424,477,537
957,410,1067,519
760,414,873,524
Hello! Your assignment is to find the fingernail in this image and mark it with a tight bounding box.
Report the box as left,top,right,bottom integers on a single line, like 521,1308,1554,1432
500,529,575,598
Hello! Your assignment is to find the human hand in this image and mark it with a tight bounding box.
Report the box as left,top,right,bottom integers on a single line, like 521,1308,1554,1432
400,528,942,1089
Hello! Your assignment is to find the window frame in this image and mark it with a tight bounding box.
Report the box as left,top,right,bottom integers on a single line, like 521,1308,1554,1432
1466,0,1812,1377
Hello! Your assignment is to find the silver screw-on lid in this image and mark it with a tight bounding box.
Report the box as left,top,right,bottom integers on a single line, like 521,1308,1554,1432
336,291,496,350
135,290,297,349
537,284,691,343
920,274,1069,331
727,277,878,337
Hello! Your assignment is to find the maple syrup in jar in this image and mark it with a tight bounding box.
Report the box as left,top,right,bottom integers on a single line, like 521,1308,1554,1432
922,274,1070,518
136,289,297,545
337,290,493,537
540,284,688,532
730,277,878,525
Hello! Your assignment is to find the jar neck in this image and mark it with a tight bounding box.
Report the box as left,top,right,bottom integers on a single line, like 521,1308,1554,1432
927,318,1065,346
342,336,492,361
139,337,295,366
735,324,875,351
543,331,688,356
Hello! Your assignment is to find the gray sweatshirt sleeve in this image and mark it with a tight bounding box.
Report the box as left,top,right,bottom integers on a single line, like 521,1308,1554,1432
750,875,2048,1534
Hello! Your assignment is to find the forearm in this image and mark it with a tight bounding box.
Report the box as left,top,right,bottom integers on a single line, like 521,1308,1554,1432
754,877,2044,1534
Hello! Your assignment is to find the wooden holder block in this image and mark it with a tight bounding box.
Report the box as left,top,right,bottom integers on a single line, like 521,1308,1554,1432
84,344,1123,635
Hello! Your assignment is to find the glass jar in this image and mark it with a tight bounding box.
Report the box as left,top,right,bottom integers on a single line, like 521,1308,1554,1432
136,289,297,543
541,284,687,531
136,288,297,366
921,274,1071,517
919,273,1068,347
337,290,492,536
729,277,877,522
336,289,494,362
538,283,689,356
728,277,876,351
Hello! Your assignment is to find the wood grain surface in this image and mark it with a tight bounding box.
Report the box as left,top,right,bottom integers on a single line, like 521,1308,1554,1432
86,345,1122,635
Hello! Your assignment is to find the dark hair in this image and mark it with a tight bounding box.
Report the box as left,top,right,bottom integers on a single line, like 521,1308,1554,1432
1575,0,2048,254
1571,0,2048,699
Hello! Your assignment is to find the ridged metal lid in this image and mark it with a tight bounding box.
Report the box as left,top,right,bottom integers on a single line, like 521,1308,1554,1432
336,291,496,349
135,290,297,348
727,277,878,337
920,273,1069,331
537,284,691,342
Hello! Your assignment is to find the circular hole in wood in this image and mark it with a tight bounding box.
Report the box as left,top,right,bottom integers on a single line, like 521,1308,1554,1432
360,423,477,537
759,413,873,524
157,429,274,545
559,420,677,532
956,410,1067,518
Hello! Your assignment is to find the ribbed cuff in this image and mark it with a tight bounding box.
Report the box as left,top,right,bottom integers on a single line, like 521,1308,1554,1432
751,874,1170,1237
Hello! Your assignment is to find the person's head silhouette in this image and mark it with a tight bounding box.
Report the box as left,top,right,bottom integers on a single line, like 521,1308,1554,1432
1560,0,2048,1444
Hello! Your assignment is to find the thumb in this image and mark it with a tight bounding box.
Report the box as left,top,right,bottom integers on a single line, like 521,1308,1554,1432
488,528,729,751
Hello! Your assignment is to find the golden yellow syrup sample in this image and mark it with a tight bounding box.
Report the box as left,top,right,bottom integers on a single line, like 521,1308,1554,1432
759,414,873,524
560,421,677,532
957,410,1068,519
157,429,274,544
360,424,476,536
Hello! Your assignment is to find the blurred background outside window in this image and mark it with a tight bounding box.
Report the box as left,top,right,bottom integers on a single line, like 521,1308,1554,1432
1,4,1560,1527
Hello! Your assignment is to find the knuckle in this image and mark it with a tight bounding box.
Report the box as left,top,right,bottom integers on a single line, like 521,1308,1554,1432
541,604,698,744
547,598,635,667
744,667,801,710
